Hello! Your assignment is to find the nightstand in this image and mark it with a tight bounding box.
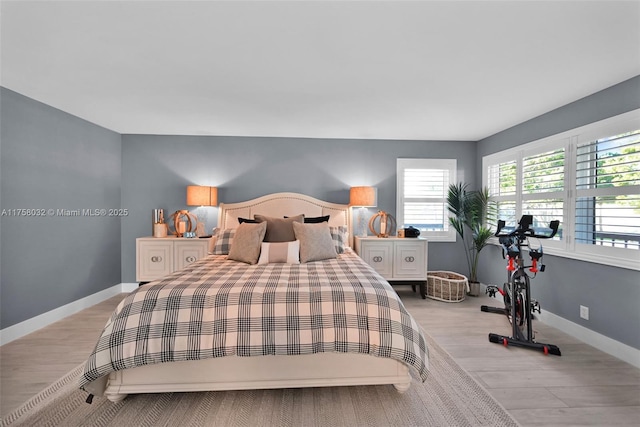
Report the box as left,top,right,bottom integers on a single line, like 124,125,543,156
136,236,211,283
354,237,428,298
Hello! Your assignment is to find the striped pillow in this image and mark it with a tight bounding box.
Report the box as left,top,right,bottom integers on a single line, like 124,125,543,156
258,240,300,264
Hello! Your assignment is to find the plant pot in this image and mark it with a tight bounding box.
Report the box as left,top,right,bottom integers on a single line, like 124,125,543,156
467,281,481,297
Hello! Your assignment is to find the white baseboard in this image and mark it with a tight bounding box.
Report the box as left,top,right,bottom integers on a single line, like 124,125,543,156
0,283,137,346
3,284,638,370
121,282,139,292
538,310,640,369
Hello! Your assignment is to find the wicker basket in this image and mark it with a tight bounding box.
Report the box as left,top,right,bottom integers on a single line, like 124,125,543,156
426,271,469,303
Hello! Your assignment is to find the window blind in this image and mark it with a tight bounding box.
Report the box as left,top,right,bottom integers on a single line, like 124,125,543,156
575,130,640,250
397,159,456,241
403,168,449,231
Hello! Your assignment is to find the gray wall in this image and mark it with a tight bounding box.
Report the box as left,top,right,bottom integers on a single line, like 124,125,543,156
0,88,122,329
3,75,638,351
476,75,640,350
120,135,477,282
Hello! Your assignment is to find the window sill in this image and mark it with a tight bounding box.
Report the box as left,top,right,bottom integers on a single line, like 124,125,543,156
489,241,640,271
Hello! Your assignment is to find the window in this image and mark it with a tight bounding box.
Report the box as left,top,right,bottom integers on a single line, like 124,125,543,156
397,158,456,241
483,109,640,270
486,159,517,229
575,130,640,250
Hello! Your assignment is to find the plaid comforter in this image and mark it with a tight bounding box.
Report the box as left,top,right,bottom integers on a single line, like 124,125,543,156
80,250,429,394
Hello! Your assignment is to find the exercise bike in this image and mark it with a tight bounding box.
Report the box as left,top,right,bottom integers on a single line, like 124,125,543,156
481,214,561,356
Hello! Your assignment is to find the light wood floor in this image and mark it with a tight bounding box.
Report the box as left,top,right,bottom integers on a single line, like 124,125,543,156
2,290,639,425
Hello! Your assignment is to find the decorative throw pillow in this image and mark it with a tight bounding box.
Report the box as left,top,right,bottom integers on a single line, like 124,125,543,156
254,214,304,242
304,215,330,223
212,228,236,255
293,222,337,263
257,240,300,264
228,222,267,264
238,217,259,224
285,215,330,224
329,225,349,254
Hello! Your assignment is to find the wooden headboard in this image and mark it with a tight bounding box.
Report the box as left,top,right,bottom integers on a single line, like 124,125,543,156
218,192,353,246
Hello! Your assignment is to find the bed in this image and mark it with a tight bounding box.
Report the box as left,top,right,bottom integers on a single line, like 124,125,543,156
80,192,429,402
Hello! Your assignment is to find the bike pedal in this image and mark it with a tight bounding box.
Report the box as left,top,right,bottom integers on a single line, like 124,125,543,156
485,285,499,298
531,300,541,314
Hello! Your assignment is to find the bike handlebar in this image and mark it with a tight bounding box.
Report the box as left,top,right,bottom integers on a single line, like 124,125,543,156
495,215,559,239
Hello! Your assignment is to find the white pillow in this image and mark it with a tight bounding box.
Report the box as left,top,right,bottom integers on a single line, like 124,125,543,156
258,240,300,264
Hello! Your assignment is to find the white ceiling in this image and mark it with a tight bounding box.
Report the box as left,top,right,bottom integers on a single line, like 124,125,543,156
1,1,639,141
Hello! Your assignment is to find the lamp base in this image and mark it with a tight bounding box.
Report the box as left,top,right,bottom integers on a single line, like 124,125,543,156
358,208,368,237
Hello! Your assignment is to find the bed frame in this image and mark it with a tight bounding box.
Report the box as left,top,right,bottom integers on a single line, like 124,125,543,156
102,193,412,402
217,192,354,246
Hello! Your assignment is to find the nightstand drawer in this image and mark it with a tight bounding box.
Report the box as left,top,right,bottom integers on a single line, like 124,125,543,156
359,241,393,277
354,236,428,299
394,241,427,279
136,237,211,283
137,240,173,282
174,240,208,271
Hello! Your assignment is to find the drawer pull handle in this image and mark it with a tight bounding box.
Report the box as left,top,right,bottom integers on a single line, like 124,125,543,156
405,256,415,263
372,256,383,263
186,256,197,263
151,256,162,263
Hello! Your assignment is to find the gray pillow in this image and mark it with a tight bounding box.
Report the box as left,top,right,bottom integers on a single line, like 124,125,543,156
228,222,267,264
254,214,304,242
293,222,337,263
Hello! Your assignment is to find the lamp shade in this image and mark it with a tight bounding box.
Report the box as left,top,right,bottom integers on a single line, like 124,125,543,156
187,186,218,206
209,186,218,206
350,186,377,207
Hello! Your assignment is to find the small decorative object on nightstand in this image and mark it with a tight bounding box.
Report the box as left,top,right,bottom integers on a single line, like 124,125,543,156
152,208,168,238
171,210,197,237
368,210,397,238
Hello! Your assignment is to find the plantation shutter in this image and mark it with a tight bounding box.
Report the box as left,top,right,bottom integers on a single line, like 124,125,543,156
403,168,449,231
521,147,565,236
575,130,640,249
487,160,517,226
396,158,456,241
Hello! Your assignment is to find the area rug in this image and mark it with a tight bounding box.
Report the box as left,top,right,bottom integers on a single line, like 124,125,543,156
1,332,519,427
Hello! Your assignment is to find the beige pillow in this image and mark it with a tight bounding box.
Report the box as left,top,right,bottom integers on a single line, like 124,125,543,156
293,222,337,263
254,214,304,242
258,240,300,264
228,222,267,264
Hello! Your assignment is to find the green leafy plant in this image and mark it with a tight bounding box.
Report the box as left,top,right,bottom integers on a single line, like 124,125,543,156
447,183,494,283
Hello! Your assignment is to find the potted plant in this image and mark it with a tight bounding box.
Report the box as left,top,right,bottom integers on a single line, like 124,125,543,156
447,183,494,296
